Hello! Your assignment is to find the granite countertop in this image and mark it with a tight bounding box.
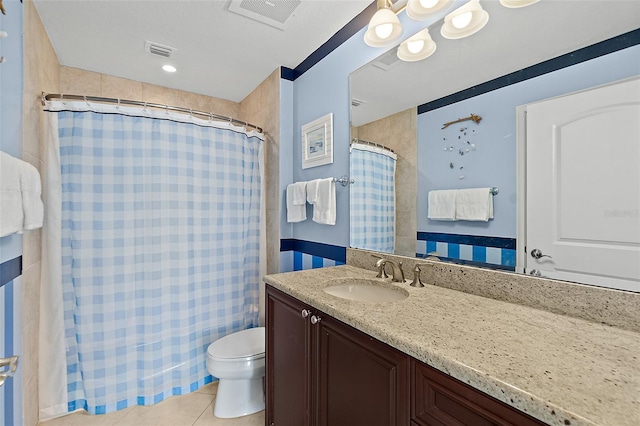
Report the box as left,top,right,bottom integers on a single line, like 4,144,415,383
263,264,640,426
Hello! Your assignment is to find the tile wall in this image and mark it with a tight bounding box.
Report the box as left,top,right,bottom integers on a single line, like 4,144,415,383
279,239,346,273
22,1,61,424
0,276,24,426
416,232,516,270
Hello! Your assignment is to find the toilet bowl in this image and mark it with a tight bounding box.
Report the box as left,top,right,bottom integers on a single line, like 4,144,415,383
206,327,265,418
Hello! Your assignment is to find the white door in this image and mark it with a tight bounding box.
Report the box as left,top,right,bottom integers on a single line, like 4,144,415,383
525,77,640,292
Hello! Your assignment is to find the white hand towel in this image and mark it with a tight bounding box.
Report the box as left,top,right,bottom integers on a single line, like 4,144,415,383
290,181,307,205
20,160,44,230
286,182,307,223
0,151,25,237
455,188,494,221
428,189,457,221
307,178,336,225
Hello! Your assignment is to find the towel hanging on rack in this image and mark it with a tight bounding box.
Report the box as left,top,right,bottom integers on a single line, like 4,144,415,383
286,182,307,223
0,151,44,237
455,188,494,221
307,178,336,225
428,187,495,222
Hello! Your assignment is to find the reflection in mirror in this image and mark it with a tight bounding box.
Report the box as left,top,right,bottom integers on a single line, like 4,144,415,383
349,0,640,291
349,139,398,254
350,108,417,257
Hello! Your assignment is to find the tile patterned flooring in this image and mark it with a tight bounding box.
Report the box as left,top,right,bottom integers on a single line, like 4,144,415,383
38,382,265,426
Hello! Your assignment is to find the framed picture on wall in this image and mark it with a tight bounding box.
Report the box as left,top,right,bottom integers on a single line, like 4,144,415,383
301,113,333,169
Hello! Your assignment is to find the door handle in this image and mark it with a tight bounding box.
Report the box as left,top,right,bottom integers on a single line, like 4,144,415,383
530,248,552,259
0,356,18,388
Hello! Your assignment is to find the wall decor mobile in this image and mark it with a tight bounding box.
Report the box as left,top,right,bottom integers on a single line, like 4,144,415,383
441,113,482,180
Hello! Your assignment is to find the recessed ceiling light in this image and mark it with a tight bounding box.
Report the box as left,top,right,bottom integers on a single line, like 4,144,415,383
162,64,177,73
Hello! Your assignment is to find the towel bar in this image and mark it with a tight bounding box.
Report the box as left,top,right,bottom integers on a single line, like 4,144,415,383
333,176,355,187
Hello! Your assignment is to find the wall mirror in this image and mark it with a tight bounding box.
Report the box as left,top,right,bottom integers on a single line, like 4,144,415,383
349,0,640,291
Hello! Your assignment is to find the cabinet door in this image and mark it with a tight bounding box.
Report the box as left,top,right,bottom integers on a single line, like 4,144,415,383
266,286,313,426
412,359,545,426
316,314,410,426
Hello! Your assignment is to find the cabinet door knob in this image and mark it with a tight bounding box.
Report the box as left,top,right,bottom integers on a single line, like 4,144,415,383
310,315,321,325
301,309,311,318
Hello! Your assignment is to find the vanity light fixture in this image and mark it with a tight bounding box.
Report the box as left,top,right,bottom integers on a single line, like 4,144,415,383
499,0,540,8
162,64,177,73
397,28,436,62
441,0,489,39
406,0,454,21
364,0,404,47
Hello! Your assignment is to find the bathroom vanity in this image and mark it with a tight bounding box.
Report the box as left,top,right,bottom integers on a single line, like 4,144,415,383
263,259,639,426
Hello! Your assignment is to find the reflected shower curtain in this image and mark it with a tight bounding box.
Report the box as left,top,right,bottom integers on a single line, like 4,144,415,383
39,101,264,419
349,143,397,253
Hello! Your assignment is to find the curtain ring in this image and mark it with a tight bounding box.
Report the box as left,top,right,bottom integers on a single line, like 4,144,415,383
142,101,148,112
209,113,213,122
61,93,66,105
83,95,89,107
189,108,193,118
116,98,121,109
165,104,169,114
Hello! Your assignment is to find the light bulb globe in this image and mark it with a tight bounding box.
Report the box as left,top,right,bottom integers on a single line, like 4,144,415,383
452,11,472,29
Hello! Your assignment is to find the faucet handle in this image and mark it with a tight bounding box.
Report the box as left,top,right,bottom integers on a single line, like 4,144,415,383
410,263,433,288
374,258,389,278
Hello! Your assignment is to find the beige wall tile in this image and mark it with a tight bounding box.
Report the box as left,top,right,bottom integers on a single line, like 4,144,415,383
60,67,101,96
23,2,61,424
100,74,143,100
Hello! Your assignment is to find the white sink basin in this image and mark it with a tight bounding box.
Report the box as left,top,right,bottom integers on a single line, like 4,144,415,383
323,278,409,303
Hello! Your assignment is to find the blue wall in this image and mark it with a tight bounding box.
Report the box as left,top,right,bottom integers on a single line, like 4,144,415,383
0,1,24,425
417,44,640,239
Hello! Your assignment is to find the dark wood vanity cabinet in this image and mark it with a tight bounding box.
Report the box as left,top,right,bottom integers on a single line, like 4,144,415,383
266,285,410,426
411,359,546,426
267,284,546,426
266,285,313,426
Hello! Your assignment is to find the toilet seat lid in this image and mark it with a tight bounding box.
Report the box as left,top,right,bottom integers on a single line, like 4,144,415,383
207,327,265,359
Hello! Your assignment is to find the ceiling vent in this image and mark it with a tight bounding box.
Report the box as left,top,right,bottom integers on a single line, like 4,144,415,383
372,49,402,71
144,41,177,58
228,0,302,30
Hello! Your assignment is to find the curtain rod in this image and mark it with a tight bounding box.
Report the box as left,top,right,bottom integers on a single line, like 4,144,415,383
351,138,395,154
41,92,263,133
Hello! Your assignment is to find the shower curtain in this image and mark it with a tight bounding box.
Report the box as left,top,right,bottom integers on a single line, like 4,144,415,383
39,101,265,419
349,142,397,253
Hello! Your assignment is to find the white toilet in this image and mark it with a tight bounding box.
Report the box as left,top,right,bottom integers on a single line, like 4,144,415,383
206,327,266,418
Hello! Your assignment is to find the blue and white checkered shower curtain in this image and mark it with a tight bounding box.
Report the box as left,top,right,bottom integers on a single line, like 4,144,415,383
349,143,397,253
40,102,264,418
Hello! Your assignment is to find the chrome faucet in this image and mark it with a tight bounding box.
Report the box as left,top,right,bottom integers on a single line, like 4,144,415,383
374,257,405,283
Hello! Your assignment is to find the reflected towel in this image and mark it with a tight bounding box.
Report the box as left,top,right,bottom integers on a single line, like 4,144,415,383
428,189,457,221
455,188,494,221
286,182,307,223
20,160,44,230
0,151,24,237
307,178,336,225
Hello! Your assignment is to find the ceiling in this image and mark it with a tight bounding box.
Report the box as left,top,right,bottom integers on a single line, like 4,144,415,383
33,0,373,103
351,0,640,126
33,0,640,113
